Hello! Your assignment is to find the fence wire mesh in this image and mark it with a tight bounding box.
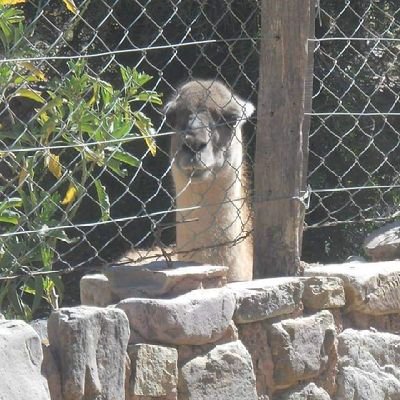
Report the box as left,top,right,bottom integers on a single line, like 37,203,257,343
307,0,400,230
0,0,399,296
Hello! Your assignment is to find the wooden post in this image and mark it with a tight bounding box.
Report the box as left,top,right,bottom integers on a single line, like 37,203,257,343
253,0,315,277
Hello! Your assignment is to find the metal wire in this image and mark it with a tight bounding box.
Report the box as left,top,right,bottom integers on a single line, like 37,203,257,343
0,0,399,282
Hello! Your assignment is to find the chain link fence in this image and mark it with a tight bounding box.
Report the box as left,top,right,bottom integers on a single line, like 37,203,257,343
308,0,400,227
0,0,399,314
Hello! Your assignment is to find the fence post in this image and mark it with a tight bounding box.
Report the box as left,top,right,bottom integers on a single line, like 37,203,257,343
253,0,315,278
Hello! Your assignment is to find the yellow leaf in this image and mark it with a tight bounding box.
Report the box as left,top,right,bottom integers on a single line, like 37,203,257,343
61,184,78,206
62,0,78,14
18,164,28,186
0,0,27,4
144,135,157,156
20,62,47,82
45,153,62,179
14,88,45,104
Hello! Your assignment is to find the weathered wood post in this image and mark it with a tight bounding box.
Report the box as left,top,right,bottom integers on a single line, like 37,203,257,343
253,0,315,277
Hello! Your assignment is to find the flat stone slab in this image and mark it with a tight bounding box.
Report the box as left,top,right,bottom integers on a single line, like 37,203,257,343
116,288,235,345
227,278,304,323
304,261,400,315
363,221,400,261
105,261,228,298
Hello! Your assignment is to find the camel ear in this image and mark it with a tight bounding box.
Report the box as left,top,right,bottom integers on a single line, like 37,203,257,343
226,96,255,127
164,100,177,129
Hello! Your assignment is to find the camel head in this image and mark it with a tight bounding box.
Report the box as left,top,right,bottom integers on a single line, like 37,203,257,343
165,80,254,185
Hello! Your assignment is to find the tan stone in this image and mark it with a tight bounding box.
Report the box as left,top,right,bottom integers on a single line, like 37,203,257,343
363,221,400,261
48,306,130,400
117,288,235,345
227,277,304,323
0,320,50,400
269,310,337,390
80,274,117,306
177,321,239,366
336,329,400,399
275,383,331,400
238,321,273,398
178,341,257,400
304,261,400,315
127,344,177,400
302,276,345,310
105,261,228,298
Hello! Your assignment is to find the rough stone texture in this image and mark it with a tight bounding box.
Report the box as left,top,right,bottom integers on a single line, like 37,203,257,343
117,288,235,345
336,329,400,400
275,383,331,400
178,340,257,400
304,261,400,314
227,278,304,323
344,311,400,334
178,321,239,366
42,344,63,400
363,221,400,261
0,320,50,400
302,277,345,310
269,311,337,390
238,321,273,398
127,344,178,400
80,273,118,306
105,261,228,298
48,306,130,400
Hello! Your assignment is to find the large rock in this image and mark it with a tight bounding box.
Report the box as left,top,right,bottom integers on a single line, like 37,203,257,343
304,261,400,314
363,221,400,261
178,321,239,366
178,340,257,400
0,320,50,400
238,321,273,398
336,329,400,400
227,278,304,323
128,344,178,400
269,310,337,390
117,288,235,345
302,276,345,310
48,306,130,400
105,261,228,298
276,383,331,400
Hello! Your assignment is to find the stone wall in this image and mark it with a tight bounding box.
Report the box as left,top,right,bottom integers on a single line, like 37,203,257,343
2,260,400,400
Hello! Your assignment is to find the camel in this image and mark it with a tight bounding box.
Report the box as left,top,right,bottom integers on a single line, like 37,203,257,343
165,79,255,281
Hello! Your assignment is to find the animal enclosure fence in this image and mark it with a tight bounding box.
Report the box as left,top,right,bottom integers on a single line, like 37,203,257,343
0,0,399,314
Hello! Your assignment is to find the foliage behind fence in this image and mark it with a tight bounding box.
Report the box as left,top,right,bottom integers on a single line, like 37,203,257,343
0,0,399,317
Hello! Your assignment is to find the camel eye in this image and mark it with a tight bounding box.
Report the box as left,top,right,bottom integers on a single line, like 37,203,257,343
212,111,237,128
165,108,177,129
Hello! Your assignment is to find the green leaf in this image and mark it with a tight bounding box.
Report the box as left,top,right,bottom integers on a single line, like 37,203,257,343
13,88,46,104
0,214,19,224
7,281,24,316
106,158,128,178
0,197,22,213
31,276,44,314
94,179,110,221
111,121,134,139
107,148,139,167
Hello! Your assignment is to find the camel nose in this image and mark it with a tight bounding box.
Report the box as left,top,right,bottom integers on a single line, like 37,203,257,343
183,133,207,152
